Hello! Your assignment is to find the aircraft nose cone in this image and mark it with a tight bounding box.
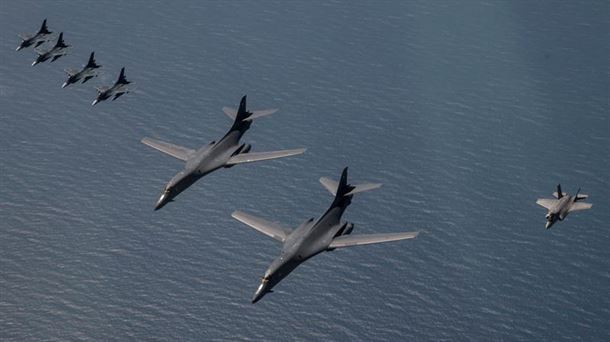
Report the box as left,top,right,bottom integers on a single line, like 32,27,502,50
154,191,171,211
91,99,98,106
31,60,38,66
251,279,268,304
16,46,22,51
61,82,68,88
545,221,553,229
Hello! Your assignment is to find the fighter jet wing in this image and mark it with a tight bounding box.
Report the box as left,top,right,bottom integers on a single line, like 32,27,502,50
569,202,592,212
231,210,291,242
536,198,558,210
141,137,195,161
225,148,306,165
222,107,237,120
329,231,419,249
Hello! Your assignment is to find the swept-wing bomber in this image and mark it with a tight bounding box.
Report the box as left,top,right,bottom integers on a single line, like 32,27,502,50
141,95,306,210
232,167,419,303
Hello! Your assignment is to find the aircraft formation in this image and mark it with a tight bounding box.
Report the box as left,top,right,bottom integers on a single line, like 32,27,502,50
15,19,593,304
16,19,131,106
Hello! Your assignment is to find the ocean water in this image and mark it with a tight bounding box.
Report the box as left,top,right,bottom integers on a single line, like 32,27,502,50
1,1,609,341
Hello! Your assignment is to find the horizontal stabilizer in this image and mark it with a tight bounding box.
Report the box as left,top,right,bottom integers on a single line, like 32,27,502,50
345,183,382,196
231,210,290,242
536,198,558,210
226,148,305,165
319,177,381,196
569,202,592,212
552,192,567,199
329,231,419,249
222,107,278,121
141,137,194,161
319,177,339,196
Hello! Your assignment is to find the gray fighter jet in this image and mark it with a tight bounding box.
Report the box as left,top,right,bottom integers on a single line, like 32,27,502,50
31,32,69,66
91,67,130,105
62,52,101,88
232,167,419,303
16,19,52,51
141,95,306,210
536,184,592,229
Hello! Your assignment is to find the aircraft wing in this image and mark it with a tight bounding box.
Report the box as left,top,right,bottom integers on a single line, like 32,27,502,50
141,137,195,161
231,210,290,242
329,231,419,249
569,202,592,212
226,148,306,165
536,198,558,210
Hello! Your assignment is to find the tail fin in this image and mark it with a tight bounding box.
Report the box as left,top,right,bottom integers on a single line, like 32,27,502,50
86,52,100,68
115,67,130,85
555,184,563,199
235,95,253,121
38,19,51,34
320,167,382,197
574,188,589,201
55,32,68,48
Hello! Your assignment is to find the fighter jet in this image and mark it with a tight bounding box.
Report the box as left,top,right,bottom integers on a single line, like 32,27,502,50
232,167,419,303
91,67,130,105
62,52,101,88
31,32,69,66
16,19,53,51
141,95,306,210
536,184,592,229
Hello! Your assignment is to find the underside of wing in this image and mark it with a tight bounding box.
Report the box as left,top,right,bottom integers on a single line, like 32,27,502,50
226,148,306,165
141,137,195,161
536,198,558,210
569,202,592,212
329,231,419,249
231,210,290,242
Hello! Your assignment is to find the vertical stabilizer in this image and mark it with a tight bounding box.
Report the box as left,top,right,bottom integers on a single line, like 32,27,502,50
38,19,51,34
86,51,100,68
115,67,130,85
556,184,563,199
55,32,68,48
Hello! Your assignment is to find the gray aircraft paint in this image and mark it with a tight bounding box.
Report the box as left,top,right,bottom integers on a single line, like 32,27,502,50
232,167,419,303
62,52,101,88
91,67,130,105
536,184,592,229
141,95,306,210
16,19,52,51
31,31,69,66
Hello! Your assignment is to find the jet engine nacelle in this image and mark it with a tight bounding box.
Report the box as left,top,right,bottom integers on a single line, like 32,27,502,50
344,223,354,235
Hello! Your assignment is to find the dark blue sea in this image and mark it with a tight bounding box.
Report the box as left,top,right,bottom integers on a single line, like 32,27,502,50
1,1,609,341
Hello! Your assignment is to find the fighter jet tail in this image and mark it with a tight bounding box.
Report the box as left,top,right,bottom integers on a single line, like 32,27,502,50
319,167,382,197
86,52,101,68
38,19,51,35
115,67,130,85
574,188,589,202
54,32,68,48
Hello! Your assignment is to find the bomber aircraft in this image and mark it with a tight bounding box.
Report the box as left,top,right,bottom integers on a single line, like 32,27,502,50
536,184,592,229
141,95,306,210
232,167,419,303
